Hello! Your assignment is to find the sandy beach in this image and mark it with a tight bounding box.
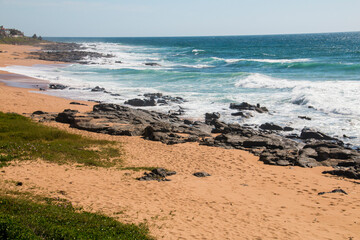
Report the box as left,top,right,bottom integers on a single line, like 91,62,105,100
1,44,360,239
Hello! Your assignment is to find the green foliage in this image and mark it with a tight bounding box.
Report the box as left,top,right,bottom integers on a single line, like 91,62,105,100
0,112,123,167
0,36,46,45
0,195,153,239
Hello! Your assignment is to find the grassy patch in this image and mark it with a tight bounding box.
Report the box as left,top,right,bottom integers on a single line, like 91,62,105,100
0,195,153,239
0,37,46,45
0,112,122,167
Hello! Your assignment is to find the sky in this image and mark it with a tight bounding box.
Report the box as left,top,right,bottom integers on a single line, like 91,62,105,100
0,0,359,37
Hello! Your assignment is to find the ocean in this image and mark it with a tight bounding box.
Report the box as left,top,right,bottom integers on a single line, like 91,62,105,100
2,32,360,147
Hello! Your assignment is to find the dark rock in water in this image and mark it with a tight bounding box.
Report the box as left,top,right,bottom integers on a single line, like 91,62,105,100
115,61,122,63
205,112,220,124
318,188,348,195
70,102,87,106
300,127,336,141
144,93,163,99
231,111,253,118
144,63,161,66
39,88,46,91
230,102,268,113
193,172,211,177
137,168,176,181
260,123,283,131
125,98,156,107
298,116,312,120
91,86,105,92
49,83,67,90
283,126,294,131
29,43,114,63
32,110,48,115
110,93,121,97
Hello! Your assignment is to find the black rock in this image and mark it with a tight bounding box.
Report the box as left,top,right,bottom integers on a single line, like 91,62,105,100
193,172,211,177
70,102,87,106
283,126,294,131
32,110,48,115
230,102,268,113
125,98,156,107
300,128,336,141
144,63,161,66
137,168,176,181
318,188,348,195
205,112,220,124
259,123,283,131
91,86,105,92
298,116,312,120
16,181,23,186
49,83,67,90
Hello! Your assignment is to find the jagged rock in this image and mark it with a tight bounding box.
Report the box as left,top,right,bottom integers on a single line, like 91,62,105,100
193,172,211,177
137,168,176,181
300,128,337,141
91,86,105,92
124,98,156,107
55,109,79,124
260,123,283,131
205,112,220,124
298,116,312,120
231,111,253,118
230,102,268,113
49,83,67,90
283,126,294,131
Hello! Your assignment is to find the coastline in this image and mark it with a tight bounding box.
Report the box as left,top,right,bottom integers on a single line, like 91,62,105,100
1,43,360,239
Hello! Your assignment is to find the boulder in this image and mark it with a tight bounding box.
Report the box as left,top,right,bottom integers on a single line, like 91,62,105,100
91,86,105,92
300,128,336,141
49,83,67,90
124,98,156,107
259,123,283,131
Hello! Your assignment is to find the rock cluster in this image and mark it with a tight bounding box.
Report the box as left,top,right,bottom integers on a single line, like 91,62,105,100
30,103,360,180
230,102,268,118
28,42,113,63
125,93,186,107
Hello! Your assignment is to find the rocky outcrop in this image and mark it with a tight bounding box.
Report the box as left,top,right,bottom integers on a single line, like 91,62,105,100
230,102,268,114
53,103,211,144
29,102,360,181
29,42,113,63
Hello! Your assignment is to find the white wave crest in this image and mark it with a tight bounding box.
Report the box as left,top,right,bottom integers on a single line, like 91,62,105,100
234,73,299,89
212,57,311,64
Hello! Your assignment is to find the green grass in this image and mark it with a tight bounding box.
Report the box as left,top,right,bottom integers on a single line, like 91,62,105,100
0,112,122,167
0,37,46,45
0,195,153,240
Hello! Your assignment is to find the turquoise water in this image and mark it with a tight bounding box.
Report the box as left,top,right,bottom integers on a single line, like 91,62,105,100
2,32,360,146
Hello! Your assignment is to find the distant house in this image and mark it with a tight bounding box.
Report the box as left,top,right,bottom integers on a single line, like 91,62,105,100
0,26,24,38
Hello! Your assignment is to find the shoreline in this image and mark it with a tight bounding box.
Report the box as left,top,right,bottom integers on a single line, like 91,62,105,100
1,43,360,239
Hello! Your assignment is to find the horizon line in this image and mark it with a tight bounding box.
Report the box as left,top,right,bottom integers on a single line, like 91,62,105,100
42,30,360,39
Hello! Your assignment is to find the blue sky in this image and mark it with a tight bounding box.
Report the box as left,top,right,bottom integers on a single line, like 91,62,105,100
0,0,359,37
